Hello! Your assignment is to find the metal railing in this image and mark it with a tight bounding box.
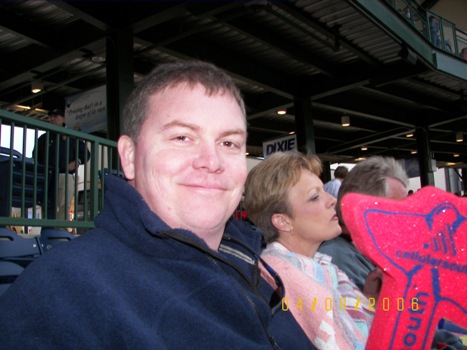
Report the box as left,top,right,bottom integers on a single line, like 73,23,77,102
0,108,121,235
387,0,467,60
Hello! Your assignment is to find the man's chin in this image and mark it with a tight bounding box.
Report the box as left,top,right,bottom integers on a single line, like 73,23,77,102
184,206,233,224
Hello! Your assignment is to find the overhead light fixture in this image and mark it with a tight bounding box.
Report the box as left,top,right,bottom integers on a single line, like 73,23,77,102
411,150,417,154
361,146,367,151
453,153,460,157
456,132,463,142
355,157,366,161
31,80,43,94
289,131,295,135
16,104,31,110
406,133,414,138
277,110,287,115
341,116,350,127
91,56,106,63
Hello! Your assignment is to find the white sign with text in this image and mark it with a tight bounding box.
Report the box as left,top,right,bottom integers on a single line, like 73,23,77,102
65,85,107,133
263,134,297,158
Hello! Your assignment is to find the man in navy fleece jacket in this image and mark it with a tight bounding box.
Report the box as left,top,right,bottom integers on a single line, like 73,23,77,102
0,60,314,349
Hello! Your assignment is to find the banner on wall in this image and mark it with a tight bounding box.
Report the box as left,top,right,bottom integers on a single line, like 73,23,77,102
65,85,107,133
263,134,297,158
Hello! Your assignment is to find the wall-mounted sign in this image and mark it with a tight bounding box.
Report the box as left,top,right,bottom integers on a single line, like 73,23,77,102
65,85,107,133
263,134,297,158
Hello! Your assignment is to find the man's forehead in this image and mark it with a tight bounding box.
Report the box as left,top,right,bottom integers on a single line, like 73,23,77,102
148,85,246,124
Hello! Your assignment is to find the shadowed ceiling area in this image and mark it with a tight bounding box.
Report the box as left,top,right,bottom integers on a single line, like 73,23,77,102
0,0,466,167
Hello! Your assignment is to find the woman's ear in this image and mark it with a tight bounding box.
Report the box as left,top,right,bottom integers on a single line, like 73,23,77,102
118,135,136,181
271,213,293,233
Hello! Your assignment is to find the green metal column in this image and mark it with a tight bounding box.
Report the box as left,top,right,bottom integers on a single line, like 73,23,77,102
106,28,134,142
322,160,331,184
462,168,467,194
416,127,435,186
294,96,316,155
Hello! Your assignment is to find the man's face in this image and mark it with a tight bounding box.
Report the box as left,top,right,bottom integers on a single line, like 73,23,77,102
118,83,247,249
49,113,64,126
340,175,408,236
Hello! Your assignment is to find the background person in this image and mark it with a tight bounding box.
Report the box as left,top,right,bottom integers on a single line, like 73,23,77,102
323,165,348,198
430,16,442,48
461,47,467,60
319,156,408,291
34,108,89,221
0,60,313,349
244,151,374,350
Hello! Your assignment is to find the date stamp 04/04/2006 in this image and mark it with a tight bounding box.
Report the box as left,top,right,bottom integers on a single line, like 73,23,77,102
281,297,420,312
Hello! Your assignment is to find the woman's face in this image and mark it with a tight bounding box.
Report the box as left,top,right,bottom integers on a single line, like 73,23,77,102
284,169,342,254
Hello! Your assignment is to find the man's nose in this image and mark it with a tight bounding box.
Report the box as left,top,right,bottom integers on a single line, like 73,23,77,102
192,141,224,173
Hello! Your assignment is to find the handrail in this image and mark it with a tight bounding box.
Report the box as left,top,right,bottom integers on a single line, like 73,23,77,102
0,108,121,235
386,0,467,60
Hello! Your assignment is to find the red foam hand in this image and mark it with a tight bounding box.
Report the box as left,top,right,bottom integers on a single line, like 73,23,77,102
341,186,467,350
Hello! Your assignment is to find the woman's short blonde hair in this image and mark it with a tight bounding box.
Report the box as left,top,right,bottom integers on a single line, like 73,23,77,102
244,152,320,243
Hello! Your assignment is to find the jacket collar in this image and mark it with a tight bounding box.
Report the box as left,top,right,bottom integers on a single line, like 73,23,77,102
97,175,262,257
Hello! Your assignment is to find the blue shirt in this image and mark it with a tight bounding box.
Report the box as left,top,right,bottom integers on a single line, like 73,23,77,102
324,178,342,198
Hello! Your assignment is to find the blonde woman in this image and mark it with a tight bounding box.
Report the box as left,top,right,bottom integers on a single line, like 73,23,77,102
244,152,375,350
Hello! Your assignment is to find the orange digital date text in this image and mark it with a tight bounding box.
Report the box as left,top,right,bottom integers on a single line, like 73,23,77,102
281,297,419,312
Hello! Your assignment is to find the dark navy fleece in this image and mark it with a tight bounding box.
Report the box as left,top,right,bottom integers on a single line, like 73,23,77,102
0,175,314,349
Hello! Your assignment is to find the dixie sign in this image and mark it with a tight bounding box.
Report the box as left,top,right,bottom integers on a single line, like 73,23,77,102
263,134,297,158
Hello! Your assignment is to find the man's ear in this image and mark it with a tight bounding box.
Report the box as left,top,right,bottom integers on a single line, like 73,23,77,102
271,213,293,233
118,135,136,181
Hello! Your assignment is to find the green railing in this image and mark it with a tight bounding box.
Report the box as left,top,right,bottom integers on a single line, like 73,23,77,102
0,108,121,235
387,0,467,60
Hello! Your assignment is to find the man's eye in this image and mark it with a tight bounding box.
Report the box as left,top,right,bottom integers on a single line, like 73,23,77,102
222,141,239,148
175,136,189,141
